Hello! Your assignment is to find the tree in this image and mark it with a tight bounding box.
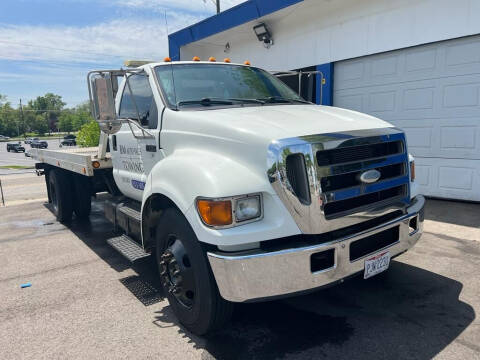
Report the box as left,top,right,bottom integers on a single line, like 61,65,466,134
28,93,66,131
0,101,20,136
58,112,74,133
33,115,48,135
77,121,100,147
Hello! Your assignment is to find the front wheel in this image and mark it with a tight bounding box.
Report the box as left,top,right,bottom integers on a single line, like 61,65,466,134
155,208,233,335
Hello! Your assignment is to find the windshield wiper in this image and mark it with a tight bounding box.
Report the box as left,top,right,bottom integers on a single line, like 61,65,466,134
290,99,311,104
258,96,311,104
226,98,266,104
177,98,234,106
259,96,291,103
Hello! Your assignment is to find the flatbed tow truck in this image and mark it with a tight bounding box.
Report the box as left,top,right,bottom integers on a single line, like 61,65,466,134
30,58,425,335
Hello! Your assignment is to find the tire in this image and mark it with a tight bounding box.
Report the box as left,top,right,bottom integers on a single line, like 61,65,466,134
72,175,92,219
48,169,73,223
155,208,233,335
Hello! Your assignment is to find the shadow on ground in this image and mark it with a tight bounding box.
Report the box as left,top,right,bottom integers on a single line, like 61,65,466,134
50,197,476,360
154,261,475,360
424,198,480,228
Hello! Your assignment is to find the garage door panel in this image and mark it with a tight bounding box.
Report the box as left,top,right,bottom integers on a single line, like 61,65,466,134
445,37,480,67
415,157,480,201
334,35,480,200
334,92,364,112
335,39,480,91
399,122,480,160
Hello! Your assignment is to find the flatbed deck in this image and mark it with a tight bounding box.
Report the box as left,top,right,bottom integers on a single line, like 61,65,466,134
29,146,112,176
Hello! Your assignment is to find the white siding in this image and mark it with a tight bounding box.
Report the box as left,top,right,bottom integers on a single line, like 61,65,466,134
334,36,480,201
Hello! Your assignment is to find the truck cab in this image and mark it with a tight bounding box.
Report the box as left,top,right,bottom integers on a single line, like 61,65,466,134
34,59,425,335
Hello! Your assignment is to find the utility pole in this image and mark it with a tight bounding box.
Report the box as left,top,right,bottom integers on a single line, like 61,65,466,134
216,0,220,14
19,99,24,137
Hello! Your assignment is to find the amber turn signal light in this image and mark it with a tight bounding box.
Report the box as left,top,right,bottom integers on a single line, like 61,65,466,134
209,57,216,62
224,58,231,63
410,161,415,182
192,56,200,61
197,199,232,226
244,60,251,65
164,57,171,62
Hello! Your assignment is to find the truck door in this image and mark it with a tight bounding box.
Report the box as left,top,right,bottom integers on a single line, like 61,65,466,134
112,72,164,201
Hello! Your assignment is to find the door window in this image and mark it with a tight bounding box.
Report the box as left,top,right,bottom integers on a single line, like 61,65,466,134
119,74,158,129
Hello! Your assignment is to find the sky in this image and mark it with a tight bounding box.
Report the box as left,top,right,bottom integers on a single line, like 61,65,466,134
0,0,244,107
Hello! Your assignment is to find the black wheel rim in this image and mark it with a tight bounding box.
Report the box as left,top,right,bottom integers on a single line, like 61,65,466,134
158,235,196,309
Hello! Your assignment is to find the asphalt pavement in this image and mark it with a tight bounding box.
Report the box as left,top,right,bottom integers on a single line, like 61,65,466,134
0,139,68,174
0,174,479,359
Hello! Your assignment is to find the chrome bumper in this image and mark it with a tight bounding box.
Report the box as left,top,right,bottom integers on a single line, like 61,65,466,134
207,195,425,303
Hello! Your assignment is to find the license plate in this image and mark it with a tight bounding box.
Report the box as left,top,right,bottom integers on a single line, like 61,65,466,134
364,251,390,279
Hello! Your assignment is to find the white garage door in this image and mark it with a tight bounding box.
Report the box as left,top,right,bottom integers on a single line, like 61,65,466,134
334,36,480,201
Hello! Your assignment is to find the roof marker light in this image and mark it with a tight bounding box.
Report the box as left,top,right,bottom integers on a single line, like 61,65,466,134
244,60,251,65
209,57,216,62
164,57,171,62
224,58,231,63
192,56,200,61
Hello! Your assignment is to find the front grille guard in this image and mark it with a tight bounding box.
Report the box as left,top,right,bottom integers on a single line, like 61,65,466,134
267,128,411,234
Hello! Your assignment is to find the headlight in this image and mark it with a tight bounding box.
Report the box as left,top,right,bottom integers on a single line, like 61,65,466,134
196,193,263,228
235,195,261,222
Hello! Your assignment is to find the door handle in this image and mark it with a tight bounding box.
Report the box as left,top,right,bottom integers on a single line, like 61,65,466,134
146,144,156,152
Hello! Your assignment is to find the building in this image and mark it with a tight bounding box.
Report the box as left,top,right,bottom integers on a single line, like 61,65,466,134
168,0,480,201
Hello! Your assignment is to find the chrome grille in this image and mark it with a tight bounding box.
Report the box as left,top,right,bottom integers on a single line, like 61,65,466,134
317,136,408,219
267,127,411,234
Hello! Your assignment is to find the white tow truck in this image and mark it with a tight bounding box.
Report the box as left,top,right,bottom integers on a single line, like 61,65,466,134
31,59,425,335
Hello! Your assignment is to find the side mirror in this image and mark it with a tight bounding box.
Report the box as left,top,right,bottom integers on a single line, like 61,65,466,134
88,72,122,135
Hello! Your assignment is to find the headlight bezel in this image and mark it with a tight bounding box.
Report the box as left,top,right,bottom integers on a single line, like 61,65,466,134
408,153,415,182
196,193,263,229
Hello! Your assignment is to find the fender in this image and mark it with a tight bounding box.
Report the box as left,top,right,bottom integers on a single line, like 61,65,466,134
140,148,301,247
142,148,274,213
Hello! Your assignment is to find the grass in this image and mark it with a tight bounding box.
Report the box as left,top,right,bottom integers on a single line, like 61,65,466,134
0,165,34,170
3,132,78,142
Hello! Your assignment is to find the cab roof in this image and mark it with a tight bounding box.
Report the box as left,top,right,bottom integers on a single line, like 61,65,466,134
131,61,252,70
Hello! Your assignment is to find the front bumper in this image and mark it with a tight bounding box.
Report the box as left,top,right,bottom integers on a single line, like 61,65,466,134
207,195,425,302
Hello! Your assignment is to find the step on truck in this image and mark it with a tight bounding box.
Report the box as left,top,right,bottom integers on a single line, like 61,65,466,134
30,58,425,335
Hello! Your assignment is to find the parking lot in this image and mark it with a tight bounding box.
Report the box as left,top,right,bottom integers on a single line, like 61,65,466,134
0,173,479,359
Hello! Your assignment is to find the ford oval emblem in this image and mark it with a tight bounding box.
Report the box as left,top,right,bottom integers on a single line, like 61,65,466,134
359,169,381,184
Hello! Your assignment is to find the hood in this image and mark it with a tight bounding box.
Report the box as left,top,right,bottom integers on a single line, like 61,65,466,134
161,104,396,184
169,104,393,144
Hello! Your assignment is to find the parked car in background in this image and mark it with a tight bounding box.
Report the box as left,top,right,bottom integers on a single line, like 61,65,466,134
30,140,48,149
7,142,25,152
0,135,10,141
60,134,76,146
25,137,39,144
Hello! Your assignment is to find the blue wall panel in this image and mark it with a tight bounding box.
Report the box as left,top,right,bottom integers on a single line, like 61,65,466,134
316,63,334,106
256,0,302,17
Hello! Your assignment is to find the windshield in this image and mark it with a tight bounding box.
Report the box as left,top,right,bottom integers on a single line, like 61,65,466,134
154,63,306,109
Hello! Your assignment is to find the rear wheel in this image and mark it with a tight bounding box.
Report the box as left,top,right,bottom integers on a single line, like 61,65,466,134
48,169,73,223
72,175,92,219
155,208,233,335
